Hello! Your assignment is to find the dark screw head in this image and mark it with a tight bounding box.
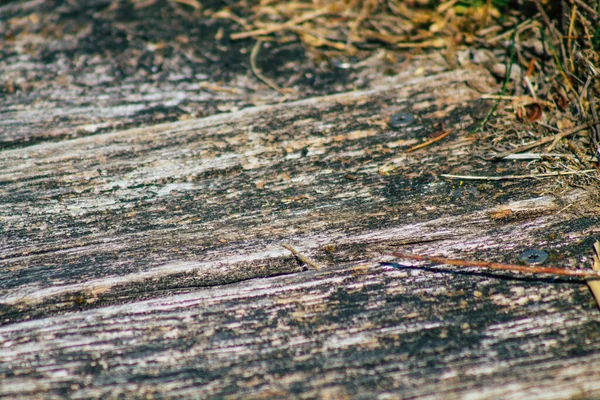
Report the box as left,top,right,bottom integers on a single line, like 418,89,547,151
389,112,415,128
518,249,548,265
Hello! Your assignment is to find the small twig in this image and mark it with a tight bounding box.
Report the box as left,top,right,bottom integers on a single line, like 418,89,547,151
391,251,600,278
491,124,588,159
198,82,239,94
282,243,323,270
441,170,595,180
587,241,600,308
532,0,560,42
588,85,600,161
346,0,374,52
546,124,589,151
578,75,592,115
524,76,537,100
250,40,289,97
171,0,201,8
567,4,577,73
231,5,334,40
289,26,347,50
485,19,534,43
480,95,518,100
407,130,452,152
395,40,446,49
212,9,252,31
575,9,595,54
502,152,570,160
573,0,598,16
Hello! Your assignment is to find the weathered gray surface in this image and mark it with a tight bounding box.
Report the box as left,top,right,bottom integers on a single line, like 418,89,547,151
0,0,267,145
0,0,382,147
1,68,494,319
1,263,599,400
2,1,600,398
2,67,600,398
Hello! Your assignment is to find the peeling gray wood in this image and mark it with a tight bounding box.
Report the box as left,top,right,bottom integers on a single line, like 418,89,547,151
0,68,567,320
1,261,599,399
3,1,600,398
2,65,600,398
1,0,416,147
0,0,275,145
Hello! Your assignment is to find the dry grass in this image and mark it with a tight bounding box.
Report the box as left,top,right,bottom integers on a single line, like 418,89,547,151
212,0,599,183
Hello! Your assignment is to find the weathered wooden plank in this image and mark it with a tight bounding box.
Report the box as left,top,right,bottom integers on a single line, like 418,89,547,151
3,67,590,322
1,261,599,399
2,63,600,398
3,1,600,398
0,0,278,145
2,0,411,147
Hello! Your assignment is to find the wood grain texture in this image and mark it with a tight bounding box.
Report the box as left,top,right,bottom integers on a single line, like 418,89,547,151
2,1,600,398
2,0,422,147
1,262,600,399
2,67,600,398
0,0,276,145
1,69,490,320
3,66,588,318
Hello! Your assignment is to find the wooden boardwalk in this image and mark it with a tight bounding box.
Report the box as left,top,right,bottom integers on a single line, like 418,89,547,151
1,1,600,398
